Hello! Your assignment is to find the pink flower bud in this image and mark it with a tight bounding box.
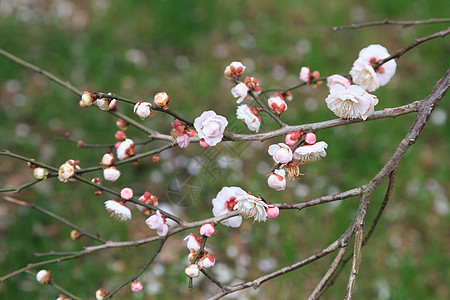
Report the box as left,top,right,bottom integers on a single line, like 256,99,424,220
115,130,127,141
133,101,153,120
299,66,311,83
267,169,287,191
285,131,302,146
103,166,121,182
199,223,216,237
120,187,133,201
100,153,114,166
266,205,280,219
130,280,143,293
199,139,210,148
198,253,215,269
304,132,317,145
116,118,129,130
268,96,287,115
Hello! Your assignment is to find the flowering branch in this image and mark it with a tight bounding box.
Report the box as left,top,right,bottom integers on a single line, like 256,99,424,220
333,18,450,31
26,271,82,300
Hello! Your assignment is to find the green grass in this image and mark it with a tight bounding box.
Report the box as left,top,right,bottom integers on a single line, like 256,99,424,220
0,1,449,299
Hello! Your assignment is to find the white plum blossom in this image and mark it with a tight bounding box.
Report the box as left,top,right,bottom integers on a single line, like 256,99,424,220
58,159,80,182
133,101,153,119
116,138,135,160
294,141,328,163
224,61,246,79
194,110,228,147
267,169,287,191
104,200,132,221
233,193,269,222
103,166,121,182
80,91,95,107
185,264,200,278
350,44,397,92
231,82,249,103
184,233,202,251
327,74,351,89
199,223,216,237
325,84,378,120
154,92,169,109
145,210,169,236
33,167,48,180
236,104,261,133
198,253,215,269
212,186,245,228
95,95,116,111
268,143,293,164
36,269,51,284
100,153,114,166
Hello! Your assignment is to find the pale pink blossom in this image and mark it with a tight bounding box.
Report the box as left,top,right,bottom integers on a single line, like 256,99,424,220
58,159,80,182
133,101,153,119
294,141,328,163
120,187,133,200
185,264,200,278
130,280,143,293
198,253,215,269
243,76,262,95
116,138,135,160
236,104,261,133
104,200,132,221
268,96,287,115
36,269,51,284
350,44,397,92
95,94,116,111
154,92,170,109
100,153,114,166
115,130,127,141
103,166,121,182
234,193,268,222
267,169,287,191
231,82,249,103
199,138,210,148
184,233,202,251
327,74,351,89
212,186,245,227
325,84,378,120
176,134,190,148
224,61,246,79
266,205,280,219
299,66,311,83
80,91,95,107
268,143,293,164
199,223,216,237
33,167,48,180
145,210,168,236
285,131,301,146
304,132,317,145
194,111,228,147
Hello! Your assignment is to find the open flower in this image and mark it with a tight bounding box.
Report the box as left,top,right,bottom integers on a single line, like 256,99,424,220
350,44,397,92
325,84,378,120
294,141,328,163
327,74,351,89
145,210,169,236
231,82,249,103
103,166,121,182
267,169,287,191
58,159,80,182
212,187,245,227
116,138,135,160
268,143,293,164
224,61,246,79
104,200,132,221
268,95,287,115
133,101,154,119
236,104,261,133
233,193,268,222
194,111,228,147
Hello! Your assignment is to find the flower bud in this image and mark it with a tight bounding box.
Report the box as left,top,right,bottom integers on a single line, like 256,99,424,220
70,230,82,240
152,154,161,163
304,132,317,145
266,205,280,219
267,169,287,191
268,96,287,115
131,280,143,293
114,130,127,141
81,91,95,107
133,101,153,120
95,288,109,300
199,139,210,148
33,167,48,180
58,160,80,183
285,131,302,146
100,153,114,166
103,167,121,182
120,187,133,201
154,92,170,109
199,223,216,237
116,118,129,130
185,264,200,278
36,269,51,284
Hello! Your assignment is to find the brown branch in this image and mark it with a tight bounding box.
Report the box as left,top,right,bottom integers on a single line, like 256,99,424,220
344,224,364,300
333,18,450,31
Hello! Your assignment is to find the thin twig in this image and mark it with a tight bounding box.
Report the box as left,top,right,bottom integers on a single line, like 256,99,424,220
344,224,364,300
333,18,450,31
0,179,42,193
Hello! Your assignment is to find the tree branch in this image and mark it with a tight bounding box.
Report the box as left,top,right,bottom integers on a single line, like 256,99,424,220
333,18,450,31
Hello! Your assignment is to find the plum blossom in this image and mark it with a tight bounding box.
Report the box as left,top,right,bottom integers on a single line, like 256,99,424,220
267,169,287,191
145,210,169,236
231,82,249,103
58,159,80,182
267,205,280,219
268,95,287,115
268,143,293,164
36,270,51,284
299,66,320,84
103,166,121,182
224,61,246,79
327,74,351,89
199,223,216,237
95,288,109,300
212,186,245,227
285,131,302,146
133,101,154,119
325,84,378,120
104,200,132,221
198,253,215,269
171,119,193,148
137,191,158,215
116,138,135,160
236,104,261,133
80,91,96,107
115,130,127,141
100,153,114,166
294,141,328,163
120,187,133,201
95,93,116,111
233,193,268,222
185,264,200,278
350,44,397,92
185,233,202,251
194,111,228,147
130,280,143,293
304,132,317,145
154,92,170,109
244,76,262,95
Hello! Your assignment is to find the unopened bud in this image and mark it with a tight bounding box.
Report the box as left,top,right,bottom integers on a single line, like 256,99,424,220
70,230,82,240
36,269,51,284
116,118,129,130
152,154,160,163
95,288,109,300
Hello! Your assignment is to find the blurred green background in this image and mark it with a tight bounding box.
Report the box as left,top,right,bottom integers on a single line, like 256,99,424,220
0,0,449,299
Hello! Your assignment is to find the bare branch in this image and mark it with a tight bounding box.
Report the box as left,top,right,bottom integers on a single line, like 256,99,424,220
333,18,450,31
344,224,364,300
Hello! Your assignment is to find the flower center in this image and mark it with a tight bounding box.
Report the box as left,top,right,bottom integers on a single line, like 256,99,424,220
226,196,237,211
